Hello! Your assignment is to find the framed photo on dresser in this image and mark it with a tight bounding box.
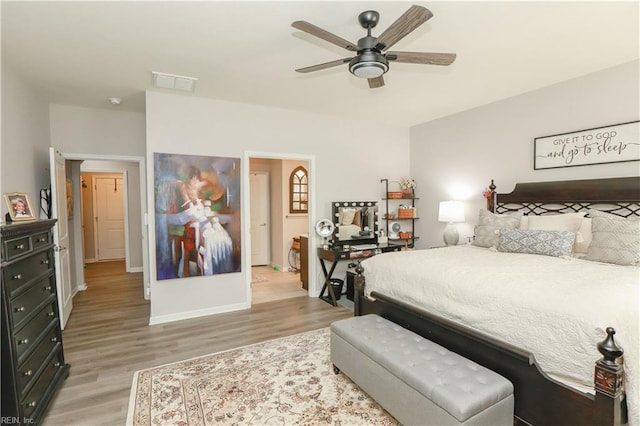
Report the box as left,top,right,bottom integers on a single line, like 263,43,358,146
4,192,35,222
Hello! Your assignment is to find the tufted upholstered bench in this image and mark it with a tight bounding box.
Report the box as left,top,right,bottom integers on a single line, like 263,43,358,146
330,314,514,426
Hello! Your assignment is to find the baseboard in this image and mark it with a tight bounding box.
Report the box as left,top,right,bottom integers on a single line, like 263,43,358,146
77,283,88,291
128,266,143,273
85,258,97,263
149,302,250,326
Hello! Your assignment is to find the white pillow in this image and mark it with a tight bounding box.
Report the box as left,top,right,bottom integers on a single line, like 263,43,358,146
526,212,586,232
472,210,522,248
574,218,592,254
585,210,639,266
526,212,588,253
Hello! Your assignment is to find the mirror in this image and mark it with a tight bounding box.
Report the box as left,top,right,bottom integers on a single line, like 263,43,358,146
331,201,378,246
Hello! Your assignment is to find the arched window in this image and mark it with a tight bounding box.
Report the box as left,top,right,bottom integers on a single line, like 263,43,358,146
289,166,308,214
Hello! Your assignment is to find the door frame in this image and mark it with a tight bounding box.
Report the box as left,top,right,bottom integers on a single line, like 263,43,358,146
243,151,317,302
91,173,127,262
60,152,149,300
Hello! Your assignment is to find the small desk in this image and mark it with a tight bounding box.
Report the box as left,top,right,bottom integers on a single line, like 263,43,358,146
317,244,402,306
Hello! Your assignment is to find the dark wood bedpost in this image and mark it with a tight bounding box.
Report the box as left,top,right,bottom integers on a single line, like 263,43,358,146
486,179,496,212
353,263,365,316
593,327,627,425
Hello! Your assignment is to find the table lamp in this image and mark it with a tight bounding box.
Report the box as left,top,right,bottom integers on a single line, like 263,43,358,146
438,201,465,246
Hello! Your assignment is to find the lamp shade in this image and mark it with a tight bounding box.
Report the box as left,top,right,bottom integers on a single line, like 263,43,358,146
438,201,465,223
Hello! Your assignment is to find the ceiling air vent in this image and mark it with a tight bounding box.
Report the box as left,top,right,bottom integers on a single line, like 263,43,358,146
152,71,198,92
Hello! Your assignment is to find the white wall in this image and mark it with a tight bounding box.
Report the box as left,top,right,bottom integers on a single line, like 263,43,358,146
50,105,146,156
146,91,409,324
281,159,309,271
410,60,640,248
1,65,51,218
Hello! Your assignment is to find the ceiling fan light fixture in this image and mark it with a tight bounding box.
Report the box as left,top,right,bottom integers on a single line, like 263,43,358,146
349,52,388,78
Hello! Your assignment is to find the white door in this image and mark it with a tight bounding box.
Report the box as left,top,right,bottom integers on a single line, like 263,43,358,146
95,176,125,260
49,148,73,329
250,172,269,266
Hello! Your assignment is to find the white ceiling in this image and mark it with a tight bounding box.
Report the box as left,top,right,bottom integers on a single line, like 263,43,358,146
2,1,638,127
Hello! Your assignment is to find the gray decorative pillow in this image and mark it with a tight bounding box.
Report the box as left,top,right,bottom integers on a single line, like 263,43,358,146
472,210,522,248
498,229,577,257
585,210,640,266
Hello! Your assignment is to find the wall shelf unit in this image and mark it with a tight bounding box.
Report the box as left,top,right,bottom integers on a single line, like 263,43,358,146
381,178,418,249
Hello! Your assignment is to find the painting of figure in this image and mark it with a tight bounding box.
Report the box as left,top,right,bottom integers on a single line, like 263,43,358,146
154,153,241,280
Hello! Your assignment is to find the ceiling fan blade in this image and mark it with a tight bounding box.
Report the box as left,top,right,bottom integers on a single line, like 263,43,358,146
368,76,385,88
375,5,433,51
387,51,456,65
292,21,357,52
295,58,352,74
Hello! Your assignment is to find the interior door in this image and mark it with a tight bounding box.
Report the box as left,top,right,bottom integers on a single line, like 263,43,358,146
250,172,269,266
95,176,125,260
49,148,73,329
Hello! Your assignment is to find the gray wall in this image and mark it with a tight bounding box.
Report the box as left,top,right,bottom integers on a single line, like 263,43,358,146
1,65,51,218
410,60,640,248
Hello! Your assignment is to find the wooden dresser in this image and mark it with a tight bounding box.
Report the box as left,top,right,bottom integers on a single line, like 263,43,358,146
1,219,70,423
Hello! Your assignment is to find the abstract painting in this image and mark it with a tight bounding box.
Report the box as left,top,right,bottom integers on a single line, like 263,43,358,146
154,153,241,280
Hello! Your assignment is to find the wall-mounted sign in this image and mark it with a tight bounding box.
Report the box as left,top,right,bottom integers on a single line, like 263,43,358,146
534,121,639,170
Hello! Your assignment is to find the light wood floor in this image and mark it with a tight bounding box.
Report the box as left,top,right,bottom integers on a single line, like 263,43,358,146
42,261,352,425
251,265,307,304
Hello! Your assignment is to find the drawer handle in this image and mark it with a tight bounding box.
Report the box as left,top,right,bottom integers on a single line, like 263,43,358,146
12,273,22,280
18,338,29,345
26,401,37,408
44,285,52,291
23,370,33,377
54,362,61,368
47,312,55,317
42,259,49,265
15,244,25,250
15,306,25,312
37,237,46,242
51,337,58,342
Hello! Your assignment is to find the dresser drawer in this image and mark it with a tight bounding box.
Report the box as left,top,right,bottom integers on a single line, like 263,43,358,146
3,235,31,261
11,281,56,331
17,330,62,399
3,251,53,297
31,231,51,250
20,349,65,420
15,303,57,364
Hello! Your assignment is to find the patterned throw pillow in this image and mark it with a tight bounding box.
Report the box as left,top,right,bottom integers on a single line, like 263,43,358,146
498,229,577,257
472,210,522,248
585,210,640,266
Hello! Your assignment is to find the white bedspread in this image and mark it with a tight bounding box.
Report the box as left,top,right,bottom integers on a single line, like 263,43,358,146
361,245,639,425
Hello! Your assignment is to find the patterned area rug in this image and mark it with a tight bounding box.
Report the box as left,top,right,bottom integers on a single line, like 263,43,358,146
127,328,397,425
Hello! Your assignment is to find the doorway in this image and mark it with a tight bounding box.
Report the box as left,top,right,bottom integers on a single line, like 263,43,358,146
247,156,311,305
81,172,126,262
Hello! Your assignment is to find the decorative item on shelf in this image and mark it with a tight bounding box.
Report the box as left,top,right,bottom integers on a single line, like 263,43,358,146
438,201,465,246
398,205,415,219
401,178,416,198
385,213,395,219
388,221,401,239
387,180,403,199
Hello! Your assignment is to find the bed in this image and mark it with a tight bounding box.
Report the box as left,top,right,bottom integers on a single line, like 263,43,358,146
354,177,639,426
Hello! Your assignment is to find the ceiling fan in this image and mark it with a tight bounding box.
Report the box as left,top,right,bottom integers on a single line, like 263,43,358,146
292,5,456,88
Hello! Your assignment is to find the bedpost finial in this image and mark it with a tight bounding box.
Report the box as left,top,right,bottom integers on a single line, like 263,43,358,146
598,327,624,365
355,264,364,275
489,179,496,191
